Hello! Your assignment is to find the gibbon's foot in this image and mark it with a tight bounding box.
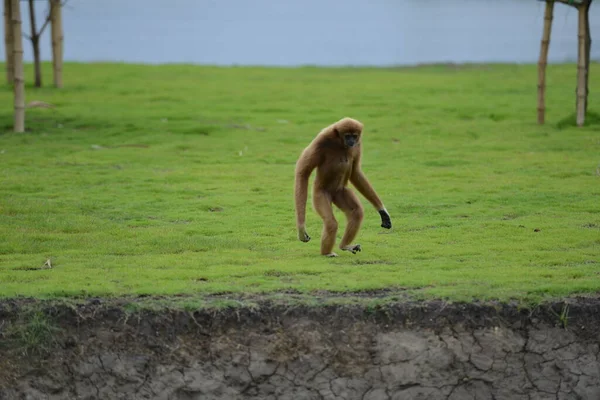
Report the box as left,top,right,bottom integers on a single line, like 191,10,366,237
324,252,339,257
298,228,311,242
379,209,392,229
341,244,362,254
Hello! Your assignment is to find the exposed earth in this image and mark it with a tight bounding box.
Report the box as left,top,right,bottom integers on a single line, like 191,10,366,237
1,294,599,400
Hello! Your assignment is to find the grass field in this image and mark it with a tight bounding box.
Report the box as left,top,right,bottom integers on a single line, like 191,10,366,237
0,62,599,304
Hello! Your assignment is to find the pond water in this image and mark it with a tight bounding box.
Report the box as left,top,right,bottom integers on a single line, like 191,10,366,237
5,0,600,66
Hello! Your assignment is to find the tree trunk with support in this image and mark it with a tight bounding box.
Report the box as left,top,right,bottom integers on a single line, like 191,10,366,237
537,0,554,125
4,0,14,85
50,0,63,88
576,3,590,126
28,0,42,87
11,0,24,132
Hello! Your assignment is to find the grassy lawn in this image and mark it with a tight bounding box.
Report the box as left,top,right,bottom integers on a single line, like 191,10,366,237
0,62,599,304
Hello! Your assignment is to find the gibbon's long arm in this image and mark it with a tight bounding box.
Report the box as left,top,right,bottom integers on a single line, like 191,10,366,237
294,148,318,241
350,152,392,229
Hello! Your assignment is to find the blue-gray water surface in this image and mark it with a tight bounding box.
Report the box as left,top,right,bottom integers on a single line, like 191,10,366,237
3,0,600,66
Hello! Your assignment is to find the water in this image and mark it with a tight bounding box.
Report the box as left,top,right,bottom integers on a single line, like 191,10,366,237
5,0,600,66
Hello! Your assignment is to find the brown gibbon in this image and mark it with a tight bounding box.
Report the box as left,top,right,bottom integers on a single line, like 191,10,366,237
294,117,392,257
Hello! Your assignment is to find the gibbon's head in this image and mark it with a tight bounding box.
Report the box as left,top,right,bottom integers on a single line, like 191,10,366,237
332,117,363,149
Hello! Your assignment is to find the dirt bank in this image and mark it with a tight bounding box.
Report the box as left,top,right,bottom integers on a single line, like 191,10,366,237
1,296,599,400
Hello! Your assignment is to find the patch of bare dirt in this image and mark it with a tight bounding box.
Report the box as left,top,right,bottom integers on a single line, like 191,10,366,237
0,296,599,399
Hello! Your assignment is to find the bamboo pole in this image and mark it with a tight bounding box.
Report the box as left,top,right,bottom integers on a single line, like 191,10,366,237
537,0,554,125
576,3,589,126
4,0,13,84
50,0,63,88
583,1,591,114
11,0,24,132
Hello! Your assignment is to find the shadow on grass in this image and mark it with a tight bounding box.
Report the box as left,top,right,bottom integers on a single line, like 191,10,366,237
0,113,12,133
0,114,77,135
0,112,219,136
556,111,600,130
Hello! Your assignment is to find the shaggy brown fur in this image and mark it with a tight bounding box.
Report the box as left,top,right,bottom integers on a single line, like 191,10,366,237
294,117,392,257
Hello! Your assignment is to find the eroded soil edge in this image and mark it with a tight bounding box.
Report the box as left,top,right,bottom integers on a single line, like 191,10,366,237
1,297,599,399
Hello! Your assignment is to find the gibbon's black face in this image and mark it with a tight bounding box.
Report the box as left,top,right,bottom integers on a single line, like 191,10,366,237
343,132,359,148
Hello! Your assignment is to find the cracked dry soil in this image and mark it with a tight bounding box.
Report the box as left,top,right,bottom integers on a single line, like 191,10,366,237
1,298,599,400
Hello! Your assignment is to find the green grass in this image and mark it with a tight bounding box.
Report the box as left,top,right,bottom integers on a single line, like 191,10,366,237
3,310,60,356
0,62,599,304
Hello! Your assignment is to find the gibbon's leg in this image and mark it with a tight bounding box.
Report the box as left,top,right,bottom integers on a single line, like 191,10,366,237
313,189,338,257
333,188,364,254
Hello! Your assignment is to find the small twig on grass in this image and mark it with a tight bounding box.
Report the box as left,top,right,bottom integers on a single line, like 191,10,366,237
27,100,55,108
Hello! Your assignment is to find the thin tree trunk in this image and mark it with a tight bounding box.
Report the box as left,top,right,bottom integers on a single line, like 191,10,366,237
50,0,63,88
583,1,591,114
537,0,554,125
11,0,24,132
4,0,14,85
28,0,42,87
576,3,589,126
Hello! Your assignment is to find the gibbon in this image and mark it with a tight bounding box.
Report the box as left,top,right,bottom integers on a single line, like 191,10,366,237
294,117,392,257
